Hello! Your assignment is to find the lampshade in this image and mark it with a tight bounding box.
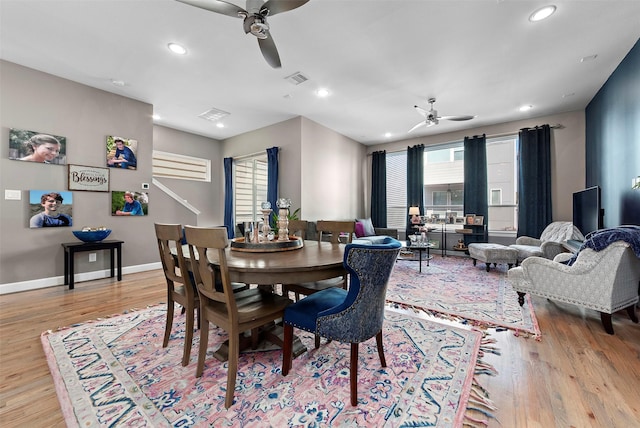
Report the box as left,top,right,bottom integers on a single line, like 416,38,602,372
408,206,420,216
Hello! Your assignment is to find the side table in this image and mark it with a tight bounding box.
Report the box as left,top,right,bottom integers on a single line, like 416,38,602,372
61,240,124,289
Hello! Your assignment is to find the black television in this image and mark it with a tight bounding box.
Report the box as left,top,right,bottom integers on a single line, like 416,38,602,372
572,186,603,236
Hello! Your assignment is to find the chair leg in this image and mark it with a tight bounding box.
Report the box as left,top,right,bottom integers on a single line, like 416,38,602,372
182,304,194,366
350,343,358,406
195,320,209,377
517,292,526,307
626,304,639,323
163,299,174,348
282,324,293,376
225,331,239,408
375,331,387,367
600,312,614,335
315,334,321,349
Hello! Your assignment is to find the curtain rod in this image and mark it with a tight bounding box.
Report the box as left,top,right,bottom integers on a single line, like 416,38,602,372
369,124,563,155
232,147,280,161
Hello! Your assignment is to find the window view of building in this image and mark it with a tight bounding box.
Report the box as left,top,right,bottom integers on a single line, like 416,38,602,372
385,135,518,233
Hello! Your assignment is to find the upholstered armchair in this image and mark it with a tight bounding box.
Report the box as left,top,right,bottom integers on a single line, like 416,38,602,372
508,240,640,334
510,221,584,262
281,238,402,406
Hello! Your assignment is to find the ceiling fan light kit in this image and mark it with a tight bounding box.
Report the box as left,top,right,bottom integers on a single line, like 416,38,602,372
176,0,310,68
408,97,474,133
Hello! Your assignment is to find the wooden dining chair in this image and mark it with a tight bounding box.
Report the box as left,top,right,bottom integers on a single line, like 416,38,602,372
287,219,308,239
184,225,292,408
282,238,402,406
154,222,199,367
283,220,355,302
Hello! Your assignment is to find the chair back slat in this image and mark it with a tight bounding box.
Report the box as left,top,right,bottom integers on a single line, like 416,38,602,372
155,223,193,295
287,219,308,239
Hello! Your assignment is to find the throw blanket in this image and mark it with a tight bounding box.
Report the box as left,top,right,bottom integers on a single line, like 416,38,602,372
567,225,640,265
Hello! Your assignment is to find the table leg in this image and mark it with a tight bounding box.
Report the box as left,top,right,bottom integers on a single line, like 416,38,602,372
109,248,115,278
427,245,430,266
418,249,422,273
69,249,75,290
63,249,69,285
116,244,122,281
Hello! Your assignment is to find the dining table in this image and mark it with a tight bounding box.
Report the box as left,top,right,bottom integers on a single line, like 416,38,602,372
179,239,348,360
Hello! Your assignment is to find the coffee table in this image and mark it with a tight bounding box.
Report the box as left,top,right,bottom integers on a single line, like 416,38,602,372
400,241,436,272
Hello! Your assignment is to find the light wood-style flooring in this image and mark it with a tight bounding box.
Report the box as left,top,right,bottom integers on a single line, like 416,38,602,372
0,269,638,427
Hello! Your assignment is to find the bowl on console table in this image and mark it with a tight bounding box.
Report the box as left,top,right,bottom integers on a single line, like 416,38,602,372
72,228,112,243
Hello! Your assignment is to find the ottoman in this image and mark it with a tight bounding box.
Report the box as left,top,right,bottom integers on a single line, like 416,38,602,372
468,243,518,272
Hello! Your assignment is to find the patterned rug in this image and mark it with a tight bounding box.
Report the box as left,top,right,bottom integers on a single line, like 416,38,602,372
41,304,498,427
387,256,541,338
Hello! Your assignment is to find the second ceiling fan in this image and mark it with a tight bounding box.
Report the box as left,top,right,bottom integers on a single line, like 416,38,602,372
408,98,475,133
176,0,310,68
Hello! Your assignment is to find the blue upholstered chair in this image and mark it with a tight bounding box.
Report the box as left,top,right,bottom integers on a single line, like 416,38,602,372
281,237,402,406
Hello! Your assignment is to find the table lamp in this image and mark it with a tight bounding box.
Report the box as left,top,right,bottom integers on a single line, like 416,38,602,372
408,206,421,224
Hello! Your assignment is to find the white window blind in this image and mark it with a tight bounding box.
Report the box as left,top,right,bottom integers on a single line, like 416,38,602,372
152,150,210,182
234,155,268,223
385,151,407,229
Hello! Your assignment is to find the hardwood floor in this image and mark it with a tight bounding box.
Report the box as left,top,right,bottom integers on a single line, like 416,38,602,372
1,270,638,427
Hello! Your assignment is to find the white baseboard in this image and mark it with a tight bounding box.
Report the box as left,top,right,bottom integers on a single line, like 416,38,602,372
0,262,162,295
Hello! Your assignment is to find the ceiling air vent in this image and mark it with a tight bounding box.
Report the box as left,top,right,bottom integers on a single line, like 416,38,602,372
198,107,230,122
284,71,309,85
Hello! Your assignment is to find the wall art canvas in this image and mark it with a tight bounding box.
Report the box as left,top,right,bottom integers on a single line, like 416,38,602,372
106,135,138,170
111,190,148,216
68,164,110,192
29,190,73,228
9,128,67,165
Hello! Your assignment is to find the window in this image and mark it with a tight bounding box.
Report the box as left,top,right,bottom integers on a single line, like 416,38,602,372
486,136,518,231
423,143,464,221
152,150,210,181
385,151,407,229
234,155,268,224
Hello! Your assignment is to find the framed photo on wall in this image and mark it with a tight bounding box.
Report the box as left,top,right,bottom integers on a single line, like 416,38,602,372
68,164,110,192
111,190,148,216
29,190,73,228
106,135,138,170
9,128,67,165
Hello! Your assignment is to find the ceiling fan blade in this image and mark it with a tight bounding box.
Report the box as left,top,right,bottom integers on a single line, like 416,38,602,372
408,121,427,133
176,0,246,18
258,33,281,68
414,106,428,118
440,115,475,121
261,0,310,16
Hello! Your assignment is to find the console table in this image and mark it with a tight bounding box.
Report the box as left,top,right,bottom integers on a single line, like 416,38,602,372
61,240,124,289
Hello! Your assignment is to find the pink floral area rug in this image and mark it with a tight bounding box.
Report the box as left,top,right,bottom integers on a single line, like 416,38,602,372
387,256,541,338
41,304,498,427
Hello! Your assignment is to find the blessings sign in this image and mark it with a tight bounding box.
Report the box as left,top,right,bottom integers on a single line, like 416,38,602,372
67,164,110,192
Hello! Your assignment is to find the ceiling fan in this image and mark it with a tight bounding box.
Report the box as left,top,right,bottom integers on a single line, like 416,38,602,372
408,97,475,133
176,0,310,69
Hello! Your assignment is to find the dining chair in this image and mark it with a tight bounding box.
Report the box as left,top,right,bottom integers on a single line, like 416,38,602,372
281,238,401,406
287,219,308,239
184,225,293,408
283,220,355,302
155,222,199,367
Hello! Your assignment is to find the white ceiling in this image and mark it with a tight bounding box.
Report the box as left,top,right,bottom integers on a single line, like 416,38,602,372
1,0,639,145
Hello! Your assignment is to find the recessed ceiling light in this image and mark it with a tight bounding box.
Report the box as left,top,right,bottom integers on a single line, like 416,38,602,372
529,5,556,22
110,79,125,87
519,105,533,112
316,88,330,98
216,123,225,128
168,42,187,55
152,114,161,121
562,93,575,98
384,132,392,138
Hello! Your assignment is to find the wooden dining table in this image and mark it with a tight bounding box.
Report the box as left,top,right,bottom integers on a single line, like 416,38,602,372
179,239,348,360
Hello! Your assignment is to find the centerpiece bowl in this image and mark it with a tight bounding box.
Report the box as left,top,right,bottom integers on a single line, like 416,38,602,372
72,229,112,243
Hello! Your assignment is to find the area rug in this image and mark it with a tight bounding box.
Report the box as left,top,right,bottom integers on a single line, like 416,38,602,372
388,257,541,338
41,304,498,427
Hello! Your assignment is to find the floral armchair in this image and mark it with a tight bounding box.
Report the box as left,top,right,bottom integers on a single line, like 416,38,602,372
510,221,584,262
508,235,640,335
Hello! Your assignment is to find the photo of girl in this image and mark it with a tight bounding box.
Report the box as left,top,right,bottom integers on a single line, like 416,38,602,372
9,129,67,165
